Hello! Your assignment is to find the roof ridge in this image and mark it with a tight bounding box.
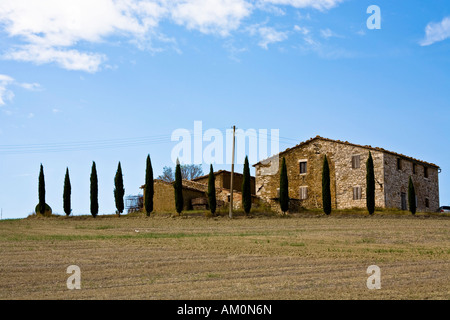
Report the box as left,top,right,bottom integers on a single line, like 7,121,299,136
253,136,439,168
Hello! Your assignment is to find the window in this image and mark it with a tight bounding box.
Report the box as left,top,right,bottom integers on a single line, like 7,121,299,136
353,186,362,200
397,158,402,170
352,155,360,169
425,198,429,208
299,161,307,174
424,166,429,178
412,163,417,174
401,193,407,210
299,187,308,200
276,188,280,198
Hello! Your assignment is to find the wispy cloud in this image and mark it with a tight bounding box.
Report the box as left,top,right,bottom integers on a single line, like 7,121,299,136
420,16,450,46
170,0,252,36
4,46,107,74
0,0,345,72
0,74,15,105
261,0,344,11
293,28,354,59
0,74,42,106
320,28,341,39
17,82,42,91
257,27,289,49
294,25,310,35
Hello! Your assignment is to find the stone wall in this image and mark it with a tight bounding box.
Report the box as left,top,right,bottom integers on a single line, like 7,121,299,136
151,180,175,212
330,143,385,209
255,137,440,213
194,171,256,195
255,139,385,212
145,180,206,212
383,153,440,212
145,179,257,212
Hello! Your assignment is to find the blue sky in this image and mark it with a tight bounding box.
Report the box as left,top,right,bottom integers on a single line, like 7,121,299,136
0,0,449,218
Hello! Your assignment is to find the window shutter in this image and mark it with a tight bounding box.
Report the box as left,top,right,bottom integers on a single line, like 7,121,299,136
353,187,361,200
352,155,360,169
300,187,308,200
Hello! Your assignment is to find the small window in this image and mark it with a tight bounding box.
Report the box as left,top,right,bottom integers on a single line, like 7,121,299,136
353,186,362,200
397,158,402,170
299,187,308,200
227,195,231,202
299,161,307,174
424,167,429,178
412,163,417,174
425,198,430,208
276,188,280,198
352,155,360,169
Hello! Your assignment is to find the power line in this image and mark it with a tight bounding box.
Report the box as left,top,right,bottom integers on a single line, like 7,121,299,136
0,127,300,155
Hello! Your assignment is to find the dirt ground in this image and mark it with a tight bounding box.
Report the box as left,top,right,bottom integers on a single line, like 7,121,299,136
0,212,449,300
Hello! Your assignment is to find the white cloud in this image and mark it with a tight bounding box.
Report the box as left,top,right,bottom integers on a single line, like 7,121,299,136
420,16,450,46
320,28,333,39
0,0,166,72
294,25,310,35
320,28,342,39
170,0,252,36
0,74,42,105
0,74,15,105
52,108,62,113
27,113,34,118
4,45,107,73
257,27,288,49
0,0,345,71
261,0,343,11
18,82,42,91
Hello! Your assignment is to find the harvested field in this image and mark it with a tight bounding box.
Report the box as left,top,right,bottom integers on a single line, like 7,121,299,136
0,212,449,300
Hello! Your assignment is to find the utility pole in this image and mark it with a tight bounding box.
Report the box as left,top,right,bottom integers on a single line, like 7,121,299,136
229,125,236,219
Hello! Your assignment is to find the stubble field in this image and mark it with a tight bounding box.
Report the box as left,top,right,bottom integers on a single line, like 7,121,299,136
0,211,449,300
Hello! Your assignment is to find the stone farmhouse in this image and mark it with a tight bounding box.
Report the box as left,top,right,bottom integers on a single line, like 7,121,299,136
253,136,440,212
140,171,257,212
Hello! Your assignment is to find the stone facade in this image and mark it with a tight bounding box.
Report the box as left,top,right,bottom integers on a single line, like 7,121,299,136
141,173,259,212
254,136,440,213
383,153,439,212
193,170,256,195
148,180,206,212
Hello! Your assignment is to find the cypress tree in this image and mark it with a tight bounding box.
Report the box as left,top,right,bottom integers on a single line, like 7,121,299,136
38,164,46,215
90,161,98,217
366,151,375,215
144,155,154,216
408,176,417,215
242,156,252,215
114,162,125,216
322,155,332,215
207,164,216,216
174,159,183,215
279,157,289,214
63,167,71,216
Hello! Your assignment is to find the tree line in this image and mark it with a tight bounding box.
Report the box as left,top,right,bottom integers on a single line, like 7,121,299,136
35,154,254,217
35,152,418,217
